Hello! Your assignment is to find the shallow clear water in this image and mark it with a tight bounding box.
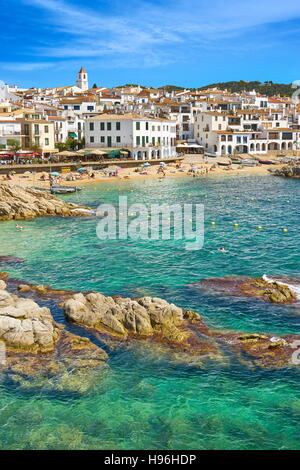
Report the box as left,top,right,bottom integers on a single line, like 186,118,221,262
0,174,299,449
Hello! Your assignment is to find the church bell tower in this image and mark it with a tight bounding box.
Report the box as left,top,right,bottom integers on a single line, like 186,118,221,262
76,67,89,91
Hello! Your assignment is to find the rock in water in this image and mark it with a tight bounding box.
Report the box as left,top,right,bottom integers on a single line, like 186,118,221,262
272,163,300,178
0,280,108,393
0,256,25,266
0,279,58,353
62,292,192,340
194,276,296,304
0,183,91,221
61,288,300,370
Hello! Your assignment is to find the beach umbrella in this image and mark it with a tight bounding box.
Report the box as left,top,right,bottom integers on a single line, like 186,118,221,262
144,162,151,166
77,168,87,172
160,162,166,166
50,172,60,176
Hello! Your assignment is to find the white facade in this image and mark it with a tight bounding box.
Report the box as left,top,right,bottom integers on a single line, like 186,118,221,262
0,120,22,149
194,110,299,156
85,113,177,160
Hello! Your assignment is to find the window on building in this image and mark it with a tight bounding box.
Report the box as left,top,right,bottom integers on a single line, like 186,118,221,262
237,136,241,143
146,122,149,130
100,122,105,131
243,136,247,143
87,106,94,111
34,137,39,145
64,106,68,110
136,122,140,130
34,124,39,135
90,136,95,143
116,122,121,131
152,137,155,145
136,136,140,145
282,132,293,140
152,126,155,131
45,138,49,146
116,136,121,143
89,122,94,131
74,105,80,110
101,136,105,143
24,124,29,135
45,125,49,133
107,122,112,131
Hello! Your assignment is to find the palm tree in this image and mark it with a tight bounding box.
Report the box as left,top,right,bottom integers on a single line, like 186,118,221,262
7,139,21,152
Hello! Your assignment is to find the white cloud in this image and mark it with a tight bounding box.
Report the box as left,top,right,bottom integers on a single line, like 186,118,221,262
21,0,300,67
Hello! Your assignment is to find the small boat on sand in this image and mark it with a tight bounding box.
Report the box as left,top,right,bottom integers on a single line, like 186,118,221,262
50,184,82,194
32,185,83,194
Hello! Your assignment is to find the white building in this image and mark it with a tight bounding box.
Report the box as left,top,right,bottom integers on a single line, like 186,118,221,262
85,113,177,160
0,120,22,149
194,109,299,156
76,67,89,91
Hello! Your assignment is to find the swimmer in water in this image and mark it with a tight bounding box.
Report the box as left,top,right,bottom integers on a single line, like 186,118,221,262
16,224,24,231
219,247,228,253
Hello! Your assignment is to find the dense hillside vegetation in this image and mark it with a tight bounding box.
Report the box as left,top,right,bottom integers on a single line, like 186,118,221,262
198,81,293,96
158,81,293,97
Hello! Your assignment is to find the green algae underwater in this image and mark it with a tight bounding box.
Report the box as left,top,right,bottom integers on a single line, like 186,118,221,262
0,174,299,450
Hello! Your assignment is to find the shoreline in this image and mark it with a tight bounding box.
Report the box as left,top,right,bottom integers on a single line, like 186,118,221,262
4,158,285,189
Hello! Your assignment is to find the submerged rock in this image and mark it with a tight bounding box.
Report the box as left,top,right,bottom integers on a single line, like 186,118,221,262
0,256,25,266
213,329,299,370
194,276,297,304
0,183,91,221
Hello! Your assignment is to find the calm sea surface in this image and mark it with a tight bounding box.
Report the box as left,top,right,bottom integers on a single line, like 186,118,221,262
0,174,299,450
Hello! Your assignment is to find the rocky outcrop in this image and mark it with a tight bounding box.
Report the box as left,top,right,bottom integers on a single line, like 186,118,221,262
61,289,300,370
194,276,297,304
0,280,108,393
0,274,298,389
0,279,59,353
62,292,199,342
0,183,91,221
272,163,300,178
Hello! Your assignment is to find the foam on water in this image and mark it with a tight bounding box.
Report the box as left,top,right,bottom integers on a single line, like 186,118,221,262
263,274,300,300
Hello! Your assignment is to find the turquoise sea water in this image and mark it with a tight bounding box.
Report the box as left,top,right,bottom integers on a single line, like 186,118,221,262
0,174,299,449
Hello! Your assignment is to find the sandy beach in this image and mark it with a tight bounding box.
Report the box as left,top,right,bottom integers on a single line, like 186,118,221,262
2,155,285,189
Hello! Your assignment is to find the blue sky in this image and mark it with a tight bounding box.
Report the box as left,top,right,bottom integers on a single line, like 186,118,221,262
1,0,300,89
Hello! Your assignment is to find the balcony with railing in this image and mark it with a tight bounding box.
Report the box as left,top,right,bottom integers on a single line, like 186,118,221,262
0,131,22,137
